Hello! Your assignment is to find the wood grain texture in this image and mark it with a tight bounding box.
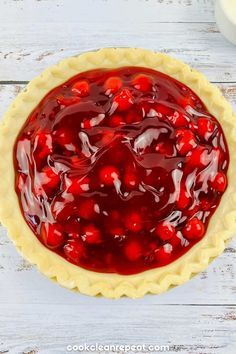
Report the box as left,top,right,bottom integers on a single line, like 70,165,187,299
0,22,236,82
0,0,236,353
0,0,215,24
0,304,235,354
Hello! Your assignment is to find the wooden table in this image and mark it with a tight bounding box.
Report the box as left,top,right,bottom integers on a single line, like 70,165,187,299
0,1,235,353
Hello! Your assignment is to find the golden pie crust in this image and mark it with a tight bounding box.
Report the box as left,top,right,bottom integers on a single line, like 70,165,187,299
0,48,236,299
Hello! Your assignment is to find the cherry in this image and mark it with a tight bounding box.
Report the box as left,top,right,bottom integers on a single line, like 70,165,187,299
64,239,84,263
41,223,65,248
168,111,188,128
99,165,120,186
123,171,139,189
82,224,102,244
110,227,125,238
124,212,142,232
182,217,205,239
113,88,134,111
53,128,76,150
176,129,197,155
155,244,173,263
104,77,122,95
155,222,175,241
109,114,124,127
67,176,90,194
72,80,89,97
124,240,142,261
109,210,120,221
64,219,80,239
211,172,227,192
155,103,173,117
132,74,153,92
77,199,99,220
178,95,195,108
197,117,214,140
187,147,210,168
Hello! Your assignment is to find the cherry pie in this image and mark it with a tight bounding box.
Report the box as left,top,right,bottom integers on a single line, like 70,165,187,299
0,48,236,298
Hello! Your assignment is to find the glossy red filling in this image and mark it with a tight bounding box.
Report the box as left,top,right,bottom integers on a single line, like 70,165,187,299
14,67,229,275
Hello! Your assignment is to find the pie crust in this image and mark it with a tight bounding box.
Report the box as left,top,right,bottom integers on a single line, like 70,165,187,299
0,48,236,299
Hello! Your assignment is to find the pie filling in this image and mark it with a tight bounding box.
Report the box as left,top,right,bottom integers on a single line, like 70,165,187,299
14,67,229,275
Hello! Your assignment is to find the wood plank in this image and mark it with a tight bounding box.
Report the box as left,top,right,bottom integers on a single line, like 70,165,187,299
0,304,235,354
0,22,236,82
0,0,215,24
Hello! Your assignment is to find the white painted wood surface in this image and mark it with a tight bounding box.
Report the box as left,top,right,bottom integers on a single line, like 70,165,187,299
0,1,236,354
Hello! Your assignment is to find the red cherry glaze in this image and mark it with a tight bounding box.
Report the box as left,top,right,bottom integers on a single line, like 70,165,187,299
53,128,76,150
182,217,205,240
104,77,122,95
176,129,197,155
66,176,90,194
155,222,175,241
132,74,153,92
123,169,139,189
77,199,98,220
124,240,142,261
176,186,190,210
170,232,182,247
187,146,210,168
64,219,80,239
113,88,134,111
82,224,102,244
109,114,124,127
155,142,173,156
57,95,81,106
35,166,60,196
124,212,142,232
155,244,173,263
155,103,173,117
168,111,189,128
34,132,53,161
14,66,229,275
197,117,214,140
64,239,84,264
211,172,227,192
41,223,65,248
72,80,89,97
99,165,120,186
